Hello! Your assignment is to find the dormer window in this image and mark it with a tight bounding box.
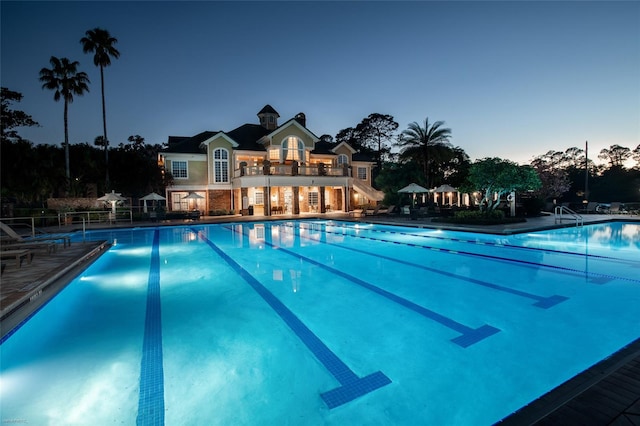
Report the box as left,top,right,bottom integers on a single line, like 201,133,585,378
282,136,305,163
337,154,349,166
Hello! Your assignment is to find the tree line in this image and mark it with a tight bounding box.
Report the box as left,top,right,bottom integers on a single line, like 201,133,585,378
4,85,639,210
332,113,639,208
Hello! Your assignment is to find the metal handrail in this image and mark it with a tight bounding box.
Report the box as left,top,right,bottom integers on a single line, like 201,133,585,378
554,206,583,227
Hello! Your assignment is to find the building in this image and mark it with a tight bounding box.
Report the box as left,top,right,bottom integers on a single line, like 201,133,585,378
159,105,384,216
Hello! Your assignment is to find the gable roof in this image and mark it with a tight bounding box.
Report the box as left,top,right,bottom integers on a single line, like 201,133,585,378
270,117,320,142
164,106,362,158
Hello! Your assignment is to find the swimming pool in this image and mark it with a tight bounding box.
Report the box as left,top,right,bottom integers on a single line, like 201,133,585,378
1,220,638,424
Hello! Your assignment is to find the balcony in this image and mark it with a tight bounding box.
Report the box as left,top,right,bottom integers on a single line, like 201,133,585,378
234,163,350,178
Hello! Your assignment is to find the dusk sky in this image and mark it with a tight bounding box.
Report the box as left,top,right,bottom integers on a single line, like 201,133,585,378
2,1,638,165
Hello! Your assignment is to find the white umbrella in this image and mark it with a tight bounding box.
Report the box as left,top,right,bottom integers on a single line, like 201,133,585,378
97,190,126,215
140,192,166,213
433,184,458,206
140,192,166,201
398,183,430,208
433,184,457,193
182,192,204,210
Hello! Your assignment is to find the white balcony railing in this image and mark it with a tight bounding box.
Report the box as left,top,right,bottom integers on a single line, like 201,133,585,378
234,164,350,178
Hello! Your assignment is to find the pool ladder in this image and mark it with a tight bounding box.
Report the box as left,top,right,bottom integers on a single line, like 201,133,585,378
554,206,583,227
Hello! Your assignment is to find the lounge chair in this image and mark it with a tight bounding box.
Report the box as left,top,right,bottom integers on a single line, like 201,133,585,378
348,209,364,218
365,205,381,216
579,202,598,214
1,240,57,254
0,222,71,247
607,202,628,214
376,205,395,215
0,248,33,268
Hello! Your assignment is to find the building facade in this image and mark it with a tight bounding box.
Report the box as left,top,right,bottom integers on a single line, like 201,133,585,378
160,105,384,216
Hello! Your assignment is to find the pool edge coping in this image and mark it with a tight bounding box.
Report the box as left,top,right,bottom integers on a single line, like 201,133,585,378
497,337,640,425
0,240,111,341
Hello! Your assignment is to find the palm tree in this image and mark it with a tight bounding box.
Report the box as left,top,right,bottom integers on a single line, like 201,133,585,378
81,27,120,188
397,118,452,189
39,56,90,192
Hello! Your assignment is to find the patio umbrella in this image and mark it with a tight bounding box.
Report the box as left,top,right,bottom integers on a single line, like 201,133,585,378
433,184,458,205
97,190,127,215
182,192,204,210
398,183,430,208
140,192,166,213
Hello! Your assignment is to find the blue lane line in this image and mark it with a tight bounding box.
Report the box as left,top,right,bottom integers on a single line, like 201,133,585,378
136,229,165,426
225,225,499,348
297,222,640,285
287,223,568,309
331,220,640,266
192,228,391,409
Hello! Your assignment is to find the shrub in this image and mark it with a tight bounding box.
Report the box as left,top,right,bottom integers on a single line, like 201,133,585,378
209,209,234,216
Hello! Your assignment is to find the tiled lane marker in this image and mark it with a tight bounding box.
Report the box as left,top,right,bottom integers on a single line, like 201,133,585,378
330,221,638,266
192,228,391,409
225,225,500,348
287,223,568,309
136,229,165,426
292,222,639,285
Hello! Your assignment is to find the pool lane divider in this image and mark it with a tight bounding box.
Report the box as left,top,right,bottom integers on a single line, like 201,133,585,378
225,225,500,348
327,221,640,266
191,228,391,410
289,223,568,309
297,222,640,285
136,229,165,426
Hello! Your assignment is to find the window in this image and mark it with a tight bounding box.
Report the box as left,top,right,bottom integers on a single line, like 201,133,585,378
254,191,264,205
269,148,280,161
337,154,348,166
214,148,229,183
282,136,305,162
308,191,319,207
172,161,187,179
357,167,367,180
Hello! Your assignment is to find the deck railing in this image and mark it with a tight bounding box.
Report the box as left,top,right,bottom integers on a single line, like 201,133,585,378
234,163,350,178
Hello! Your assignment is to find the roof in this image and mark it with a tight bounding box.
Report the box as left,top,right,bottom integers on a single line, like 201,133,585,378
164,106,361,158
311,140,337,155
164,131,216,153
226,124,269,151
257,104,279,116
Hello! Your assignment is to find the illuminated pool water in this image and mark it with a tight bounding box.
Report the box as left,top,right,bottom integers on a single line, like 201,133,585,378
1,221,639,425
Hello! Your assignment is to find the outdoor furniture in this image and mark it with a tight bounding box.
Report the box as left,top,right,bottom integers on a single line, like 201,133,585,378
348,209,364,218
375,205,395,215
578,202,599,214
1,240,56,254
0,249,33,268
365,205,381,216
606,202,628,214
0,222,71,247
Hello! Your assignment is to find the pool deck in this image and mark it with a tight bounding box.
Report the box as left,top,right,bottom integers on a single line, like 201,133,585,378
1,212,639,424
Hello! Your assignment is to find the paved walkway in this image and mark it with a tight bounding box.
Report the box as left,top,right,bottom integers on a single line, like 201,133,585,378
1,212,639,424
